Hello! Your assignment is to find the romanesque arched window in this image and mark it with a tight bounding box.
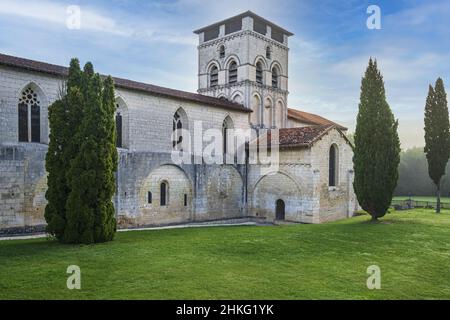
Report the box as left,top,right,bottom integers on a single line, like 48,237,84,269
209,65,218,87
116,110,123,148
147,191,152,204
329,144,339,187
256,62,263,85
228,60,237,84
272,66,279,88
160,181,168,206
18,86,41,143
251,94,262,126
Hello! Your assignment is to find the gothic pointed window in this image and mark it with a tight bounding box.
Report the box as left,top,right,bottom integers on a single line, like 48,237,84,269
329,144,338,187
210,65,218,87
228,61,237,84
160,182,168,206
30,104,40,142
256,62,263,85
173,111,183,151
116,110,123,148
18,86,41,143
18,103,28,142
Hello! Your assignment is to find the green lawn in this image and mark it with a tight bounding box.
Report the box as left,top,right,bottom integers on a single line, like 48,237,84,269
393,196,450,203
1,209,450,299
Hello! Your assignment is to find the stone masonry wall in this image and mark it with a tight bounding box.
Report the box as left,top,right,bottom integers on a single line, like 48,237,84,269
310,129,357,222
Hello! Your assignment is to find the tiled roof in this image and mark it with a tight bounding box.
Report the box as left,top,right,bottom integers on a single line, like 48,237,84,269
287,108,347,130
255,125,336,148
193,10,294,36
0,53,251,113
278,125,334,147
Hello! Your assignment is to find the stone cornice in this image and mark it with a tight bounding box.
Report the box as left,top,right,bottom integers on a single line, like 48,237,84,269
198,30,289,50
198,80,289,95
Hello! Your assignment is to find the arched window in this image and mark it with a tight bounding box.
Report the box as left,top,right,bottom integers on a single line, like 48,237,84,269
251,94,261,126
219,45,225,59
147,191,152,204
266,46,272,59
272,67,279,88
115,97,129,149
209,65,218,87
160,182,168,206
256,62,263,84
115,110,123,148
18,86,41,143
264,98,272,128
173,108,188,151
173,111,183,150
329,144,338,187
228,61,238,84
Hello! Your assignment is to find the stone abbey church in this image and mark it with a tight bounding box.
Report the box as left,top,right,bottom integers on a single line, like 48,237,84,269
0,11,357,234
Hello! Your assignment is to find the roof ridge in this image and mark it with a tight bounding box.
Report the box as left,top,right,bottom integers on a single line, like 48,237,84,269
287,107,347,130
0,52,250,113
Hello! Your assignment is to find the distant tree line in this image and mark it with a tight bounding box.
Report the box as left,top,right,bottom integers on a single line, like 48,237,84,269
394,147,450,197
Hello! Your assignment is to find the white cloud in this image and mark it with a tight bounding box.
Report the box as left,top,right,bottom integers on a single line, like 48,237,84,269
0,0,196,44
0,0,126,34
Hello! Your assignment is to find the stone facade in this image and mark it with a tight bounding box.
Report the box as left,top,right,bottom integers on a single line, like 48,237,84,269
0,11,357,234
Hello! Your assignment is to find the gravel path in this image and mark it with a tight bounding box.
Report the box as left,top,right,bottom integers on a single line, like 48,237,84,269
0,221,259,241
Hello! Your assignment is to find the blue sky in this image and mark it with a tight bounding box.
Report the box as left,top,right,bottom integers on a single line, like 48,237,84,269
0,0,449,148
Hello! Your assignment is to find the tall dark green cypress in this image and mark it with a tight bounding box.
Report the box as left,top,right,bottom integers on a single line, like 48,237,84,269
353,58,401,221
93,76,117,242
46,59,117,244
424,78,450,213
45,59,82,241
64,64,117,243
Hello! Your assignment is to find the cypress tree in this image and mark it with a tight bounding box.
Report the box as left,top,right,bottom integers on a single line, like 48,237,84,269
93,76,117,242
44,59,82,240
64,64,97,243
424,78,450,213
45,59,117,243
64,64,118,243
353,58,401,221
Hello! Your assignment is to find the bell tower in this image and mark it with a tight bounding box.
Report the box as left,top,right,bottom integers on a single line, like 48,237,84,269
194,11,293,129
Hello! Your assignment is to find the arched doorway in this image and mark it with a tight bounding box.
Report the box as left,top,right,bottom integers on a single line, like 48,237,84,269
275,199,285,220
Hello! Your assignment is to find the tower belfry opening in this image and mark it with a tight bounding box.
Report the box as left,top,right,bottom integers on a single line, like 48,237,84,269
194,11,293,129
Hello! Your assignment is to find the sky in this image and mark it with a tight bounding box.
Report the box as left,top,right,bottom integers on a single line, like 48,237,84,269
0,0,449,149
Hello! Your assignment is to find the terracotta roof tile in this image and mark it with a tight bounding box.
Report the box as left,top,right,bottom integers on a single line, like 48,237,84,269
287,108,347,130
255,125,334,148
0,53,251,113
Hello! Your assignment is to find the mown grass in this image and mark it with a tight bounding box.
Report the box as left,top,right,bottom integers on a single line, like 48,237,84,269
1,209,450,299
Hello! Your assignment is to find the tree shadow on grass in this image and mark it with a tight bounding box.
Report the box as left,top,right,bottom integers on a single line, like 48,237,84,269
0,237,105,259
